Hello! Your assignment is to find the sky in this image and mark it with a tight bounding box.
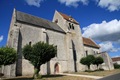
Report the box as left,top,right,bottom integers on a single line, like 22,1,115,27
0,0,120,57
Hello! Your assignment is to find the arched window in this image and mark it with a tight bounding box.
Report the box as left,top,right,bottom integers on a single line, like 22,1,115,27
69,23,72,29
72,24,74,30
29,41,32,46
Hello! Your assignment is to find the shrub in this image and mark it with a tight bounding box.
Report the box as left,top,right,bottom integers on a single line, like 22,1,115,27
114,63,120,69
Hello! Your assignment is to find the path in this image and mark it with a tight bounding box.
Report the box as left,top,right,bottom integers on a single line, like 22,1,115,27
59,73,102,79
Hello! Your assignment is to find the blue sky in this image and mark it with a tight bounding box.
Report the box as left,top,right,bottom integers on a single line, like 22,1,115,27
0,0,120,57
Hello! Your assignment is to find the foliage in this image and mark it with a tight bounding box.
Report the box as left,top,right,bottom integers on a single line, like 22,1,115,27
80,55,95,69
22,41,57,79
93,56,104,69
114,63,120,69
0,46,17,66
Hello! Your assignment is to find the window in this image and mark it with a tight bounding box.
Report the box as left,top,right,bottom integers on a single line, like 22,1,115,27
55,19,58,23
72,24,74,30
69,23,72,29
69,23,75,30
86,51,88,56
55,46,57,57
29,41,32,46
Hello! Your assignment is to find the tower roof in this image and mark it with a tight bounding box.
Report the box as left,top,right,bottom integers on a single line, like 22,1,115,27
83,37,100,48
58,12,79,24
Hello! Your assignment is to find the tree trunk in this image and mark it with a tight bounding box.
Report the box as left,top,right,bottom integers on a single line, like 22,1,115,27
33,66,40,79
88,65,90,70
97,64,99,70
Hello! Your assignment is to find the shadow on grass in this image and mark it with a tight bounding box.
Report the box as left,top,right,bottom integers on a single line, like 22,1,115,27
3,74,65,80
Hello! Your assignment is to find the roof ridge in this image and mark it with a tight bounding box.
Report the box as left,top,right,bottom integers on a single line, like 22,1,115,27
16,10,53,24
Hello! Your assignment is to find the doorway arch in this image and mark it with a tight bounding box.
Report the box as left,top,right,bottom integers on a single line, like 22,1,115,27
54,62,60,74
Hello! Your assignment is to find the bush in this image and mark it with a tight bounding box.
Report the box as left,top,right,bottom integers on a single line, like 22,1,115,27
114,63,120,69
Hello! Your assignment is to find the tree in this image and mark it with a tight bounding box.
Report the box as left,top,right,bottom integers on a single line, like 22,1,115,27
93,56,104,69
0,46,17,66
80,55,95,70
22,41,57,79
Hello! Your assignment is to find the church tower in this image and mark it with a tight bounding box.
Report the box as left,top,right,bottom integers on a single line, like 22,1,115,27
53,11,85,72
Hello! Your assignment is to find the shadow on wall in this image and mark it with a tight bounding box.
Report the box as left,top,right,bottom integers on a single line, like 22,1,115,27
16,31,22,76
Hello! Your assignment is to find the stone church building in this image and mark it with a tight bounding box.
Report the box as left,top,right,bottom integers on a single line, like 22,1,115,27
1,9,114,77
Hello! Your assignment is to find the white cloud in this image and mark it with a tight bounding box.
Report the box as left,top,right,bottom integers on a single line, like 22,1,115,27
0,35,3,42
97,0,120,11
99,42,120,52
25,0,43,7
82,19,120,42
82,19,120,53
58,0,88,7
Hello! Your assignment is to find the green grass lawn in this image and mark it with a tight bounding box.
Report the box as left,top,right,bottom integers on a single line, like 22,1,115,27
3,69,120,80
71,69,120,77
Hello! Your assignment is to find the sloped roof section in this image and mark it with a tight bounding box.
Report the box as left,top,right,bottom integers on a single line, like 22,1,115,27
112,57,120,62
83,37,100,48
16,11,65,34
58,12,79,25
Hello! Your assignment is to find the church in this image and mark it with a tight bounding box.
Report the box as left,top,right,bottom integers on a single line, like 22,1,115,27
2,9,114,77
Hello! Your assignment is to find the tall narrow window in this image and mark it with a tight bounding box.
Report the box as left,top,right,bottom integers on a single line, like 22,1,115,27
29,41,32,46
86,51,88,56
55,46,57,57
46,33,49,44
72,24,74,30
69,23,72,29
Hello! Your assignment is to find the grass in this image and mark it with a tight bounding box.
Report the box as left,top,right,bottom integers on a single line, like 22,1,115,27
3,75,95,80
2,69,120,80
71,69,120,77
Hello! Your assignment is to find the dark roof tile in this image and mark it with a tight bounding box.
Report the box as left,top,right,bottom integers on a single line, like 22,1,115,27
112,57,120,62
83,37,100,48
16,11,65,34
58,12,79,24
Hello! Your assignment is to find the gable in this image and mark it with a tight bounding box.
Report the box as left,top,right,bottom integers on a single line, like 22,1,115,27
58,12,79,25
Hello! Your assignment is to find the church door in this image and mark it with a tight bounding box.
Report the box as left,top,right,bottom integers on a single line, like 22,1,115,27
54,63,59,73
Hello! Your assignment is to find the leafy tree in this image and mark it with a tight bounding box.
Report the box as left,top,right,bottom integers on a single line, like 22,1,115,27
0,46,17,66
93,56,104,69
22,41,57,79
114,63,120,69
80,55,95,70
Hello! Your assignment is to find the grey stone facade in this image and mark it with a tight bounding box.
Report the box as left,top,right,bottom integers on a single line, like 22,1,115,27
2,9,114,77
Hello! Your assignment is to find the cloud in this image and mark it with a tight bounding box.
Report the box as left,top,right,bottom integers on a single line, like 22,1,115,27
25,0,43,7
96,0,120,11
58,0,88,7
0,35,3,42
82,19,120,53
82,19,120,42
99,42,120,52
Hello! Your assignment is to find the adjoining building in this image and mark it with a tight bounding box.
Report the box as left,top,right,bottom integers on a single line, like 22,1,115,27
112,57,120,64
1,9,114,77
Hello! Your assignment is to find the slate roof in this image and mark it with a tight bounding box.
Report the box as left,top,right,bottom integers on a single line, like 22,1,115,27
16,11,65,34
83,37,100,48
58,12,79,24
112,57,120,62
